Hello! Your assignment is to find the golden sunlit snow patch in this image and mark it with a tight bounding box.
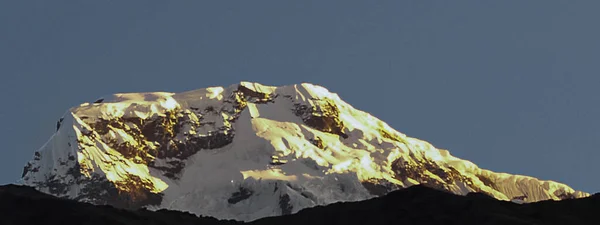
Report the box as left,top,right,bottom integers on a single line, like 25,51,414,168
160,97,179,110
71,113,168,193
241,168,298,181
71,92,181,120
240,81,277,94
206,87,225,100
247,103,260,118
250,115,405,186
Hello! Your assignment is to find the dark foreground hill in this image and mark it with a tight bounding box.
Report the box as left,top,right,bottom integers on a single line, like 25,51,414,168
1,184,599,225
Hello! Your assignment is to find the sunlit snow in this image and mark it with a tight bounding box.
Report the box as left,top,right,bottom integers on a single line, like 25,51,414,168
21,82,589,221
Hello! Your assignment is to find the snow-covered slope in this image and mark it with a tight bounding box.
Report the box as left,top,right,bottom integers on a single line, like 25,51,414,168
21,82,588,221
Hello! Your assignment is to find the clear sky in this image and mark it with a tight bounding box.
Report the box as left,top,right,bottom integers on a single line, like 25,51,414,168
1,1,599,193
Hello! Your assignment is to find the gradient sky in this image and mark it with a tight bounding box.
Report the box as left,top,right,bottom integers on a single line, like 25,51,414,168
1,1,599,193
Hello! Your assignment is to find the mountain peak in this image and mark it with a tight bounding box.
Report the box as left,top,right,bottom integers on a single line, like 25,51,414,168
21,82,588,221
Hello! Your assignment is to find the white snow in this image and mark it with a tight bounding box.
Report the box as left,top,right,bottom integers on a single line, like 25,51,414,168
22,82,589,221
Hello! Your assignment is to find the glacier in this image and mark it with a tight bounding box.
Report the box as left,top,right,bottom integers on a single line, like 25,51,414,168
21,82,588,221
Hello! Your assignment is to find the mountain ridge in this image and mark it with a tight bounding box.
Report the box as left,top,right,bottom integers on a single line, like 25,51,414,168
21,82,588,221
2,184,600,225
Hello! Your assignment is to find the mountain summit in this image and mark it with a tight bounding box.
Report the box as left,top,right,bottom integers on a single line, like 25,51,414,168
21,82,587,221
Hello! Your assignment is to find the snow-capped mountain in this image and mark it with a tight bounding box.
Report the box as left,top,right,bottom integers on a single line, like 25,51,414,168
21,82,588,221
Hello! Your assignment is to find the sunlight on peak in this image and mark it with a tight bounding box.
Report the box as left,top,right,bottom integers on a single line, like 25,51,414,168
299,83,336,98
159,97,179,110
24,80,586,217
240,81,277,94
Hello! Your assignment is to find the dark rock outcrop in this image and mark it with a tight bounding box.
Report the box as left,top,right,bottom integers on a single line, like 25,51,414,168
278,194,293,215
228,187,254,204
292,98,348,138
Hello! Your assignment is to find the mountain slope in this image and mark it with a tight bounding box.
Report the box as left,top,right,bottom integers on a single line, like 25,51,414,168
256,185,600,225
2,184,600,225
21,82,588,221
0,184,237,225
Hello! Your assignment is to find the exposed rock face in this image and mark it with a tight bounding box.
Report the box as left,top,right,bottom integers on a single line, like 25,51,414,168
21,82,588,221
74,174,164,209
292,98,348,138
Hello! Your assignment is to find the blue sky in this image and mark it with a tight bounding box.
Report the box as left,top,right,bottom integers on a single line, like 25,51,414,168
1,1,599,193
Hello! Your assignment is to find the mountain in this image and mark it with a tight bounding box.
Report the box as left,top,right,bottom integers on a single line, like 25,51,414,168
2,184,600,225
20,82,588,221
0,184,237,225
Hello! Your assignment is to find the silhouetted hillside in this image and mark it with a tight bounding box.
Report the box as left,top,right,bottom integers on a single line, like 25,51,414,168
2,184,600,225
